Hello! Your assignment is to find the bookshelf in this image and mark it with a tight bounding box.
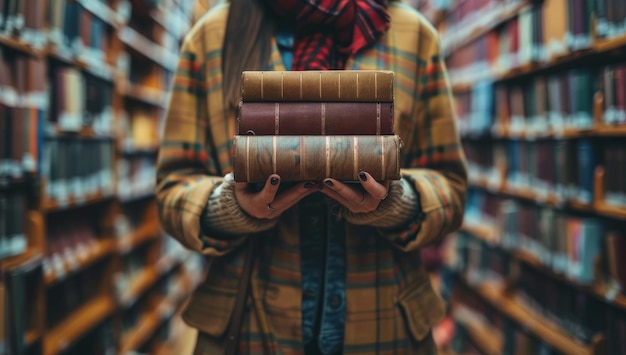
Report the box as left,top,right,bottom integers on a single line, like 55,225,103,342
434,0,626,354
0,1,204,354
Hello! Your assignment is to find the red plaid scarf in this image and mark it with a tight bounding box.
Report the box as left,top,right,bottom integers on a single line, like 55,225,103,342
265,0,390,70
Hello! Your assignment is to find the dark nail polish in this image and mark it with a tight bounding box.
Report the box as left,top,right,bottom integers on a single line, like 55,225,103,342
359,172,367,181
270,177,279,185
325,180,334,187
304,182,314,189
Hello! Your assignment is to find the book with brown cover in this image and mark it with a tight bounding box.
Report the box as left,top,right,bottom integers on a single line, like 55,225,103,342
238,101,394,135
232,135,402,182
241,70,394,102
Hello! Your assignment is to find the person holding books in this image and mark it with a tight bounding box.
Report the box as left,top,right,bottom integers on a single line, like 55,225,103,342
156,0,467,354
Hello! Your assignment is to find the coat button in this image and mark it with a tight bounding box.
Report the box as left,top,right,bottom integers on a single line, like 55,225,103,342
329,294,342,309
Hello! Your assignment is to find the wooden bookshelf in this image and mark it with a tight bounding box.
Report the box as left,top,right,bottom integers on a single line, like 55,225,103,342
470,279,603,355
0,34,45,57
44,238,116,285
452,303,503,355
43,294,116,355
120,82,168,108
42,192,115,212
0,1,199,354
446,2,626,352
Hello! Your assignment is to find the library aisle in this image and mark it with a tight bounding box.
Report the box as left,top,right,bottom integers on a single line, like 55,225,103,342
2,0,626,355
0,0,206,354
419,0,626,354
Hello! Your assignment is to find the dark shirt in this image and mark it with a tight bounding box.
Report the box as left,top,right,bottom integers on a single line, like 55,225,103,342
275,26,345,355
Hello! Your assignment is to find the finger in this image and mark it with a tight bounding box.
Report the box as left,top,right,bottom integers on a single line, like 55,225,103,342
321,179,377,213
357,172,389,201
257,174,281,204
323,178,364,203
318,185,354,209
269,181,318,211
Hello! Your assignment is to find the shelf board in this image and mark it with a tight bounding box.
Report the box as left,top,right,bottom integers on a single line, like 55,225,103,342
460,222,499,244
46,46,117,82
76,0,120,28
121,82,168,108
1,248,43,270
473,280,597,355
119,267,160,307
595,202,626,220
118,26,177,71
452,305,502,355
44,239,115,285
119,270,198,353
119,307,162,354
593,125,626,136
43,191,114,212
119,189,156,203
117,222,161,254
25,329,41,347
44,295,116,355
0,34,44,57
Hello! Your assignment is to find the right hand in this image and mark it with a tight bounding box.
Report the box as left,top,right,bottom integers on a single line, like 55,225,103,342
231,173,318,219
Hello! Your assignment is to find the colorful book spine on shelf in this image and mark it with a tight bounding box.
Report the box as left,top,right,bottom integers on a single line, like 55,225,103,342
0,192,26,260
43,138,114,204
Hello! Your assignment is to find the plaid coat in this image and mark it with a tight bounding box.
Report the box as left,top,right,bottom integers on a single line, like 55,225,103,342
156,2,467,354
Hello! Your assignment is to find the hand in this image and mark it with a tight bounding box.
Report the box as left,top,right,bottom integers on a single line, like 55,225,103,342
319,171,390,213
233,173,318,219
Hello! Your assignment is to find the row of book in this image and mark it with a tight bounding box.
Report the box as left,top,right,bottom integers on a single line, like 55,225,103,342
1,258,41,354
455,68,605,138
44,217,104,282
117,155,157,201
0,49,47,108
465,137,626,208
0,192,26,260
46,259,105,328
444,0,614,73
464,187,626,291
0,105,43,180
463,137,603,205
118,107,160,151
451,279,563,355
451,233,626,352
43,138,114,203
51,65,114,134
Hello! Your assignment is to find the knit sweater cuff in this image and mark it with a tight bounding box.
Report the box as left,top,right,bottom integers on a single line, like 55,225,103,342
341,178,420,229
200,182,278,237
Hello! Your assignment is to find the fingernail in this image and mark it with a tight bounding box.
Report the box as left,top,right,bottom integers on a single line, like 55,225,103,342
359,172,367,181
271,177,279,185
304,182,314,189
324,180,334,187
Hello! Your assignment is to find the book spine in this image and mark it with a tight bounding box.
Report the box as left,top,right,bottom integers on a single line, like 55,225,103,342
238,102,394,135
232,135,402,182
241,70,394,102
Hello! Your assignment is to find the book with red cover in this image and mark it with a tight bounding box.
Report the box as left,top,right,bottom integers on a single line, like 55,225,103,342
238,101,394,135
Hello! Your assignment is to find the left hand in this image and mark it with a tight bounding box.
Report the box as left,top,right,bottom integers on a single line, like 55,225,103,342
319,171,390,213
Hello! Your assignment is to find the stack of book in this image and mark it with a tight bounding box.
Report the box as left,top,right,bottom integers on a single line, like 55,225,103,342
232,70,402,183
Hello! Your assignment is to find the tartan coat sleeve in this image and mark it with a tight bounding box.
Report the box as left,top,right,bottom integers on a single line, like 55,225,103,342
379,24,467,252
155,32,247,256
